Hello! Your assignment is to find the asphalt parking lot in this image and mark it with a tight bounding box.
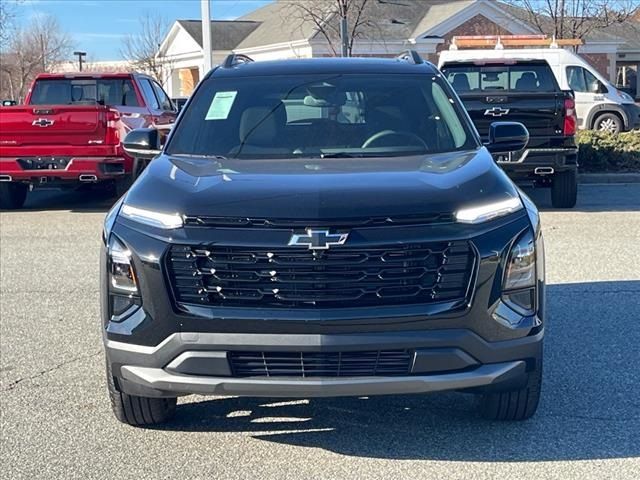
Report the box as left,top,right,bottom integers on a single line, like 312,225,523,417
1,183,639,479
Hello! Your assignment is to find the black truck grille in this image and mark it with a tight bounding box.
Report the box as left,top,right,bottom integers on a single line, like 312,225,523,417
229,350,412,377
167,240,474,309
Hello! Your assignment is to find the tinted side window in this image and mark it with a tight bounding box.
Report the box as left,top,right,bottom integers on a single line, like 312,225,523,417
151,81,173,111
567,66,587,92
139,79,159,109
583,68,608,93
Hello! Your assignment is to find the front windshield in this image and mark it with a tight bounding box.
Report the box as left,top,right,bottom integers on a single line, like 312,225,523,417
166,73,478,159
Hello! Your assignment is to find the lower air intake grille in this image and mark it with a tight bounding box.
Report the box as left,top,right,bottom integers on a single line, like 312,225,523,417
167,240,474,309
229,350,413,377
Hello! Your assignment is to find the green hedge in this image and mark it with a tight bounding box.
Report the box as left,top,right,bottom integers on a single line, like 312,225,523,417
576,130,640,172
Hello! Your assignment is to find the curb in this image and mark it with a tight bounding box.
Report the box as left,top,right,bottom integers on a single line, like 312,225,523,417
579,173,640,184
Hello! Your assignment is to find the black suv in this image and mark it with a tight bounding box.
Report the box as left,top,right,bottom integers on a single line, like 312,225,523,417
102,53,545,426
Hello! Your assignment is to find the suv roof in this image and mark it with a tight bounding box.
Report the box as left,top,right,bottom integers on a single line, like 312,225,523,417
35,72,141,79
211,57,438,78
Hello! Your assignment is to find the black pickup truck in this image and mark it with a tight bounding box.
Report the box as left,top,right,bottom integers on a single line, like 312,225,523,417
440,59,578,208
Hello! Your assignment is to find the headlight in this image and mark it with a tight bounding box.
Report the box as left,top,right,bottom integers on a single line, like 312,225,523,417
455,196,522,224
618,89,633,102
103,196,124,241
120,204,183,229
108,235,139,293
502,229,536,315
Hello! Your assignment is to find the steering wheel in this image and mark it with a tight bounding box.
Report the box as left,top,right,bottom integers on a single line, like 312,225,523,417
361,130,428,150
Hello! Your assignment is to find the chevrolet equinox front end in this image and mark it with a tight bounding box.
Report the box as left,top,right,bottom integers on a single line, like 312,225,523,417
101,53,544,426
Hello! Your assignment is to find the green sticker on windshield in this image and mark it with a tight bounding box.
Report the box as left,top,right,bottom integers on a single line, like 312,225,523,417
205,91,237,120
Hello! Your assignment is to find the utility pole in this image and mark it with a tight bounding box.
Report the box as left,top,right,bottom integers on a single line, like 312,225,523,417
339,0,349,57
201,0,213,72
340,17,349,57
73,51,86,72
40,34,46,71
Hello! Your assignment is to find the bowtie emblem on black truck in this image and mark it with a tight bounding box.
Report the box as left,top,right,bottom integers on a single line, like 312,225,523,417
484,107,510,117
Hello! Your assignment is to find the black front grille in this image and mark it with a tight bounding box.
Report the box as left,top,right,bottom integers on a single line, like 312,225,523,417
183,213,454,228
229,350,412,377
167,240,474,309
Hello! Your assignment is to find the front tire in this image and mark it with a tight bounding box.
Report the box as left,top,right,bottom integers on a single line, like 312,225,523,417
112,175,135,198
106,360,176,426
594,112,623,134
479,357,542,421
0,182,28,210
551,169,577,208
110,157,147,198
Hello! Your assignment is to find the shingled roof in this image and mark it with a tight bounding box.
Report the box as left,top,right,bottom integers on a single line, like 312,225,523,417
233,0,477,50
176,20,260,50
164,0,639,57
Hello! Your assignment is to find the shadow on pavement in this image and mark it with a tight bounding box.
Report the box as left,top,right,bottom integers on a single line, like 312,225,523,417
522,183,640,212
16,188,115,213
156,280,640,462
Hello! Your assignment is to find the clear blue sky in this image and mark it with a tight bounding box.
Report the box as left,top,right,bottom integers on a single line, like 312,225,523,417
12,0,273,61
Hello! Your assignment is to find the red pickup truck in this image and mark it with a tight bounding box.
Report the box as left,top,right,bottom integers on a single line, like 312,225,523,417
0,72,176,209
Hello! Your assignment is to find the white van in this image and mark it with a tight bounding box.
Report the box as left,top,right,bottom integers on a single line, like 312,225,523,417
439,46,640,133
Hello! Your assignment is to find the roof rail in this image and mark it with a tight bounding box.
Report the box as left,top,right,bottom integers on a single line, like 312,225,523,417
450,35,583,50
396,50,424,65
222,53,254,68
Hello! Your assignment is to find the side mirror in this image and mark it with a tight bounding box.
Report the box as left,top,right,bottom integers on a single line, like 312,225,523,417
123,128,162,160
485,122,529,155
589,80,607,93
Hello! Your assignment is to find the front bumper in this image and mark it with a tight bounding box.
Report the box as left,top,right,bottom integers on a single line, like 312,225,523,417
622,103,640,129
119,362,526,398
105,329,542,398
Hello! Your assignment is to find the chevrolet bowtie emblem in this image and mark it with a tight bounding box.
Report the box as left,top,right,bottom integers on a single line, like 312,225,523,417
32,118,54,127
288,229,349,250
484,107,510,117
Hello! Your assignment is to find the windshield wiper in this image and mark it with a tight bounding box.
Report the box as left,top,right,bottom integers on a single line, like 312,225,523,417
172,153,228,161
319,152,377,159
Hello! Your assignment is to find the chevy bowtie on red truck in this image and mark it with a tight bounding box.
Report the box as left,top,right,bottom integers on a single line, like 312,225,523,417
0,73,176,209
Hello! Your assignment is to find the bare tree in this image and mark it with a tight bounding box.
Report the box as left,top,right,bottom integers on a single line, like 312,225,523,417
0,0,19,47
284,0,380,57
121,13,172,86
0,14,72,101
505,0,639,40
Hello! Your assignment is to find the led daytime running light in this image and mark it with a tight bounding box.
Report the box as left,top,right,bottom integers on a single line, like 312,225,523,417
455,196,522,224
121,204,183,229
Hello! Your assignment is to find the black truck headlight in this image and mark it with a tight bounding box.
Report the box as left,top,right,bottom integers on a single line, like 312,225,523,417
502,229,536,315
108,236,139,294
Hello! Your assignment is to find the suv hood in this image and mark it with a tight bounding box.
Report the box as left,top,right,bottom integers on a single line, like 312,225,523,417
124,148,518,221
